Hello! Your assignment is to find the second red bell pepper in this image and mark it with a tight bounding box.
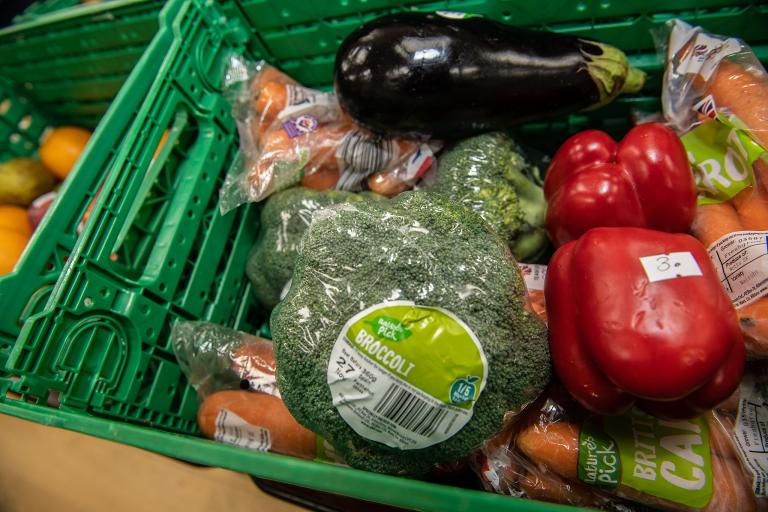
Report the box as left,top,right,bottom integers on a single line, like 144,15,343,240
545,227,744,419
543,123,697,247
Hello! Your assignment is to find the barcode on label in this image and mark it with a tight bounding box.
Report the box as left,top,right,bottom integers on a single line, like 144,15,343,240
374,383,449,437
336,131,394,190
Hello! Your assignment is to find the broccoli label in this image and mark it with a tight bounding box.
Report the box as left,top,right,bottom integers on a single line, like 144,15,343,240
365,316,413,342
449,376,480,404
327,300,488,450
353,329,416,377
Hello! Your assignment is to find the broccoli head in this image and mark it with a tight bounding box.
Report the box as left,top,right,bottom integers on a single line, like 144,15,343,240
247,187,379,309
271,191,550,475
432,132,548,262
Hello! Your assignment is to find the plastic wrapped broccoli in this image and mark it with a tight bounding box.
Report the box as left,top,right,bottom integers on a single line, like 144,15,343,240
271,191,551,476
431,132,549,262
246,187,380,309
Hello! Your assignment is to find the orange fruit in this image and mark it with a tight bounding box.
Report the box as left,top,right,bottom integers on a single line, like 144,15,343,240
0,205,32,237
0,228,29,275
39,126,92,179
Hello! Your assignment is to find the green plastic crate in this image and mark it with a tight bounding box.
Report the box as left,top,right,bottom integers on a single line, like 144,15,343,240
0,0,167,381
12,0,82,24
0,78,51,161
0,0,164,127
1,0,767,510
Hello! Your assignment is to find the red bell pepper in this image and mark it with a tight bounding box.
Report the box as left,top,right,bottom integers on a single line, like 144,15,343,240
545,227,744,419
544,123,697,247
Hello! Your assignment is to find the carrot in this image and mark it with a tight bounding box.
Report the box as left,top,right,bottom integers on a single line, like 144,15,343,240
516,463,603,507
691,166,768,354
304,123,350,171
691,201,744,247
704,454,757,512
231,338,276,382
255,81,288,127
716,388,740,416
708,414,739,463
368,170,413,198
524,289,547,324
301,166,340,191
251,66,297,94
198,389,317,460
737,300,768,355
753,159,768,192
706,60,768,150
516,421,579,480
515,414,756,512
733,185,768,230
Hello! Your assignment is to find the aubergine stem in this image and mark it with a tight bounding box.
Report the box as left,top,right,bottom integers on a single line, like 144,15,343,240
621,66,647,94
580,40,646,111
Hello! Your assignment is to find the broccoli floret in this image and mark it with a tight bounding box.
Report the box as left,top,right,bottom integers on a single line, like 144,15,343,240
271,191,550,475
432,132,548,262
247,187,379,308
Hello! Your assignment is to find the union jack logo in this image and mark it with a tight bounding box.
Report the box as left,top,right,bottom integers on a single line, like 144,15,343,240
693,44,708,57
694,95,718,119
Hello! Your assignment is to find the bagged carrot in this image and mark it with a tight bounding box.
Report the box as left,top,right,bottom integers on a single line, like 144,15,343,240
473,384,765,512
657,20,768,357
658,19,768,146
518,263,547,323
170,321,345,464
219,56,440,212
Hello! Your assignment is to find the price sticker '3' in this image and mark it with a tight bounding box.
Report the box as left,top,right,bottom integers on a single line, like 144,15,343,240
639,252,703,283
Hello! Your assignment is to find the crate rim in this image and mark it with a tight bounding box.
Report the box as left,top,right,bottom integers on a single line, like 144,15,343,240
0,401,586,512
0,0,152,37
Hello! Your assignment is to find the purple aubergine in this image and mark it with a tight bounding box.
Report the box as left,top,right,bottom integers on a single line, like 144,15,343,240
334,12,645,139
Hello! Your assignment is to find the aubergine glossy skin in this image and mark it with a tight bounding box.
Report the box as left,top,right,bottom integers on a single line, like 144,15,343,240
334,12,640,139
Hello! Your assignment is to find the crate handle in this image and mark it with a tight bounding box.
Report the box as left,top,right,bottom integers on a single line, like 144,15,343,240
112,109,189,250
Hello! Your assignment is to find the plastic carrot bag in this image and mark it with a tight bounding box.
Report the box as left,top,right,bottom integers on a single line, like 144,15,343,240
219,56,439,213
656,20,768,357
518,263,547,324
171,321,345,463
473,384,764,512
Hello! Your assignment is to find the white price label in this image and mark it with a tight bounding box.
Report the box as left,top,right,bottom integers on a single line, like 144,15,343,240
639,252,703,283
734,370,768,497
707,231,768,308
214,408,271,452
518,263,547,291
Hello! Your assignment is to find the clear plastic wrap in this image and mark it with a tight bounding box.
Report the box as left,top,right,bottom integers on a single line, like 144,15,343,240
474,385,764,512
658,20,768,357
658,19,768,147
246,187,380,309
219,56,440,213
171,321,346,462
270,191,551,476
518,263,547,324
171,321,278,399
430,133,549,262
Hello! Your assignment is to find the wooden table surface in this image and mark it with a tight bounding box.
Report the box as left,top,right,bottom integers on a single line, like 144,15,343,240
0,412,306,512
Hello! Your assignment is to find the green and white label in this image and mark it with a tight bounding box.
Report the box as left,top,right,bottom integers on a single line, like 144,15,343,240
578,409,713,508
682,113,766,205
578,418,621,488
327,301,487,450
